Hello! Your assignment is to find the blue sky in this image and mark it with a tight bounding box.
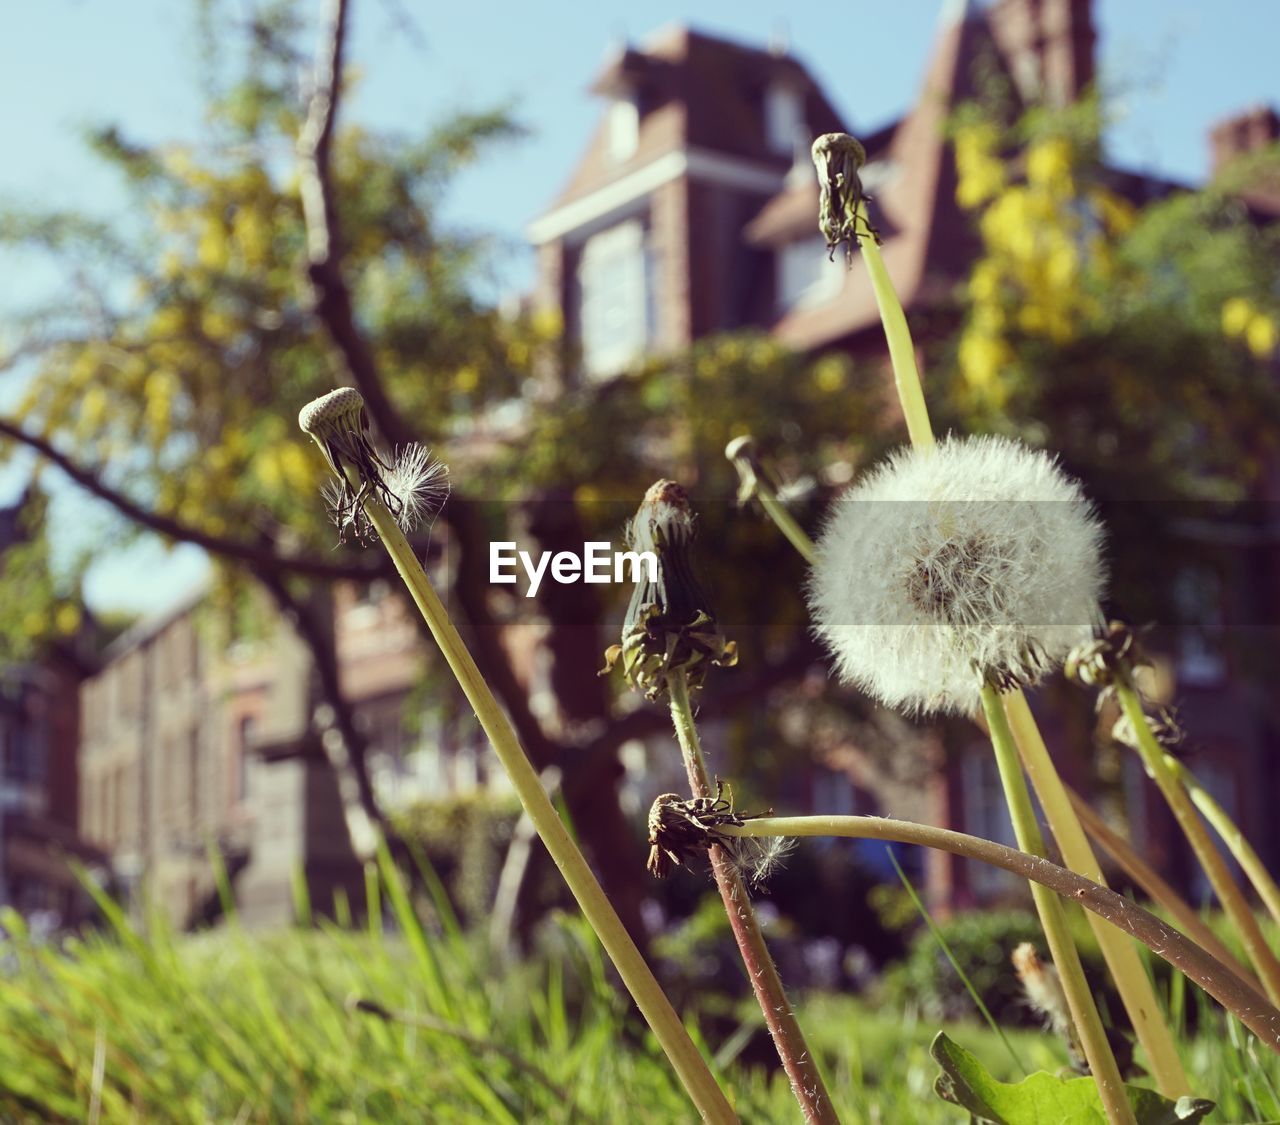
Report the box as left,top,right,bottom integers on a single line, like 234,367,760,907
1,0,1276,615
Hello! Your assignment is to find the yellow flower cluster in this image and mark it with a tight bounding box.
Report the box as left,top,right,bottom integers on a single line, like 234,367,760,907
1222,296,1278,358
954,130,1134,398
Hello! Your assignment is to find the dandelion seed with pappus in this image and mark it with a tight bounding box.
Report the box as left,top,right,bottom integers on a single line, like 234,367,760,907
808,434,1106,716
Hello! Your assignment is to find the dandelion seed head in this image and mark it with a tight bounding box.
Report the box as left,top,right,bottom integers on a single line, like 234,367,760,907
808,435,1105,716
384,444,450,533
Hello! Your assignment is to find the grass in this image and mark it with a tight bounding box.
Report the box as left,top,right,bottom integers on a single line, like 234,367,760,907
4,879,1280,1124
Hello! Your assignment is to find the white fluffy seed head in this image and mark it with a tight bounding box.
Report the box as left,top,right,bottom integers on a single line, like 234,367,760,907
384,444,450,533
807,435,1106,716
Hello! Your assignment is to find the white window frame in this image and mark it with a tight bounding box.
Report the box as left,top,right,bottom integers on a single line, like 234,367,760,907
577,219,652,379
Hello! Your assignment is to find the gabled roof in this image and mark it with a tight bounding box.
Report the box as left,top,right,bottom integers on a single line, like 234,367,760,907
537,25,847,219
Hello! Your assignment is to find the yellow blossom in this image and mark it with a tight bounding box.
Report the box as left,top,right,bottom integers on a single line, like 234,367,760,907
1222,297,1253,337
1246,313,1277,358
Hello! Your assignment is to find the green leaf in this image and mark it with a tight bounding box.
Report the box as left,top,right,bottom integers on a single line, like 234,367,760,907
931,1032,1216,1125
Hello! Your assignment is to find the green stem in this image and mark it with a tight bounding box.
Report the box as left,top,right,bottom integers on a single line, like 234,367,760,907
1165,753,1280,933
757,488,817,565
720,815,1280,1055
856,204,935,450
1004,690,1190,1098
1115,679,1280,1006
668,673,838,1125
981,684,1135,1125
363,499,737,1124
1068,788,1261,992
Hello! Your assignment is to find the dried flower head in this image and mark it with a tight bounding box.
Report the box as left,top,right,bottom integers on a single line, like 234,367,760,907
1064,620,1149,691
811,131,879,259
644,784,779,888
1111,704,1185,754
808,435,1105,716
300,388,449,543
601,480,737,701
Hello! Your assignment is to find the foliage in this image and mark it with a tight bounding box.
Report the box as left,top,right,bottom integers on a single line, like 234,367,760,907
393,791,550,928
881,909,1108,1028
0,488,85,662
931,1033,1217,1125
943,95,1280,735
3,891,1278,1123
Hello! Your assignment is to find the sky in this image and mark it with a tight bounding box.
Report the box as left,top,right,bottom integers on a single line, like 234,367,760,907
1,0,1277,617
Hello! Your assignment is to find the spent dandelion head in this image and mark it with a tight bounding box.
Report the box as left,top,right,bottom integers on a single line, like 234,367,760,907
808,434,1106,716
644,784,774,883
299,388,449,543
811,131,879,259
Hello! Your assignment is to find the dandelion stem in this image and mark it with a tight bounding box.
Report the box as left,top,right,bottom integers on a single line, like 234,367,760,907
758,488,817,565
725,437,817,565
1067,789,1261,991
1164,753,1280,933
1004,690,1191,1098
721,815,1280,1055
856,203,935,450
980,683,1135,1125
668,672,838,1125
730,461,1186,1096
1114,679,1280,1005
360,498,737,1124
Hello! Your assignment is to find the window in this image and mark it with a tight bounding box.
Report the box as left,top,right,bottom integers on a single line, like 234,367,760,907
577,220,653,378
961,751,1019,898
608,95,639,162
777,236,843,312
1173,567,1226,685
764,82,804,154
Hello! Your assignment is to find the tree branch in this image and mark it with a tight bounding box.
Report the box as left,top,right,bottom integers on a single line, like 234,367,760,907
297,0,413,449
0,416,382,581
256,568,388,853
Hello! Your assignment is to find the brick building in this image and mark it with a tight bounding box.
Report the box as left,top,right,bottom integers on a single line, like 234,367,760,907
527,2,1280,903
0,491,104,929
77,579,503,926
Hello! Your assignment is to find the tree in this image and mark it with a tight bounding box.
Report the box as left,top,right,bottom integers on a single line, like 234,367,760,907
0,0,894,936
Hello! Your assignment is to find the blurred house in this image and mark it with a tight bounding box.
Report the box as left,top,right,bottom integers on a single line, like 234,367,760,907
77,579,502,926
0,491,105,930
527,1,1280,905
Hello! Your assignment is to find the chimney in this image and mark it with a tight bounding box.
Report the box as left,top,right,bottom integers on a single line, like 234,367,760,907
986,0,1097,107
1210,105,1280,175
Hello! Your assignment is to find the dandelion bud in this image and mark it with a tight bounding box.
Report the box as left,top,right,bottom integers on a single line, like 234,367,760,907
811,132,876,257
601,480,737,701
808,435,1105,716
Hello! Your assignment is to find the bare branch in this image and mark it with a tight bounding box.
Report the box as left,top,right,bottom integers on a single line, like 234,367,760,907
297,0,413,448
0,415,381,582
256,568,388,851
